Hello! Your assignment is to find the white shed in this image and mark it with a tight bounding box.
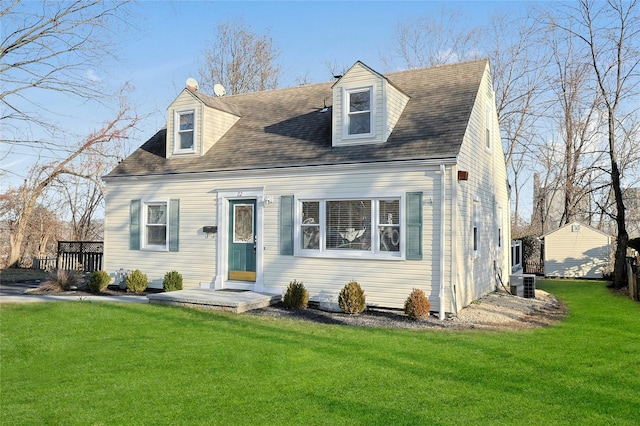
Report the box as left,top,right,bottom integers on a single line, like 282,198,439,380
542,221,612,279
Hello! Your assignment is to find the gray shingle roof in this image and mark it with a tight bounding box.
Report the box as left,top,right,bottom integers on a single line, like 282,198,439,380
106,59,487,178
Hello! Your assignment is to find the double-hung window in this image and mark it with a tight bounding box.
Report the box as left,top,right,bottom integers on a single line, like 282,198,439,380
298,197,401,258
144,202,168,249
175,110,195,152
346,87,372,136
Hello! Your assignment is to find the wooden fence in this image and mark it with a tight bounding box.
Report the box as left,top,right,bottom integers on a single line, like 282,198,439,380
56,241,103,272
524,259,544,275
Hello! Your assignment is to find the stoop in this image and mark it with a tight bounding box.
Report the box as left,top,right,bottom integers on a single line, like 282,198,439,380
147,289,281,313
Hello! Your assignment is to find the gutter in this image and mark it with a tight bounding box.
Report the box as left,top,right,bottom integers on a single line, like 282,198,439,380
439,164,446,320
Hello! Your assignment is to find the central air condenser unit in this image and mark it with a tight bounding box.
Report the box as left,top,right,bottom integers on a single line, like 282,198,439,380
522,274,536,298
509,274,536,299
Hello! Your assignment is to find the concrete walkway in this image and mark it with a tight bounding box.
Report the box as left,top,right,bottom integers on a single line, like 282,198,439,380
0,293,148,304
0,283,281,313
147,289,281,313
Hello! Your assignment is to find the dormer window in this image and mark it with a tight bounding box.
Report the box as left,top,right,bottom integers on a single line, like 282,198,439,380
346,87,373,137
174,110,195,153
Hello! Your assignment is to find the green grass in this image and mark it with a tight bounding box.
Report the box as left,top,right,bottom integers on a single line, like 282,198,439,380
1,279,638,425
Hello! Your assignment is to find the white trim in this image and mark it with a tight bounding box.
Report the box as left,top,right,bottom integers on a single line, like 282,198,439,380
141,199,169,251
342,86,375,140
103,159,459,184
173,109,196,154
213,187,265,292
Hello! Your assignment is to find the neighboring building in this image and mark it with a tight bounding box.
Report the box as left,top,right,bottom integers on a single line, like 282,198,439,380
103,59,510,316
623,187,640,239
541,221,612,279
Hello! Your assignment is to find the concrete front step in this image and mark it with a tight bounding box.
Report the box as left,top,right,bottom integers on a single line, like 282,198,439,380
147,289,281,313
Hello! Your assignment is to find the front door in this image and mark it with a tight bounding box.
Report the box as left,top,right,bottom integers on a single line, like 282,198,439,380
228,200,257,281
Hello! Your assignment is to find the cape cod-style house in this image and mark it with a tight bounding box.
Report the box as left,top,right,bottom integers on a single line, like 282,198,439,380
103,59,511,317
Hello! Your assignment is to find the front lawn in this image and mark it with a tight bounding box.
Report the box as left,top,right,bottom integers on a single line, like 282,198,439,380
1,280,638,425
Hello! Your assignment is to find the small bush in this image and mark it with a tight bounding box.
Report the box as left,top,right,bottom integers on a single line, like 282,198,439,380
338,280,366,315
40,269,84,292
163,271,183,292
404,288,431,320
88,270,111,293
126,269,148,294
283,280,309,309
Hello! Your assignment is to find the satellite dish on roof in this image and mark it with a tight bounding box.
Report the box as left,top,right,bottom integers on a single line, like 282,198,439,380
186,77,199,91
213,83,227,97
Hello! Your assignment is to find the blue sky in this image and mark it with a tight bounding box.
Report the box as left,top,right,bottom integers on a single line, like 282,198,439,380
2,1,532,187
113,1,528,143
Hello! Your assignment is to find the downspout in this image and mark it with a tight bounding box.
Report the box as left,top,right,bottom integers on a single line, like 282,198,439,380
451,164,459,316
439,164,446,320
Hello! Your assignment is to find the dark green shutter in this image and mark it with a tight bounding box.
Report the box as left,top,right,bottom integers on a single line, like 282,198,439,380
406,192,422,260
169,199,180,252
280,195,294,255
129,200,141,250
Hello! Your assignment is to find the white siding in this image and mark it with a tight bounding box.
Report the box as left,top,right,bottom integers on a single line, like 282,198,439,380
385,83,410,141
104,179,218,288
544,222,611,278
454,63,511,309
105,163,454,311
201,102,240,154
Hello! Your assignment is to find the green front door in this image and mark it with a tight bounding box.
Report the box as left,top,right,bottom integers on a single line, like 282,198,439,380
228,200,257,281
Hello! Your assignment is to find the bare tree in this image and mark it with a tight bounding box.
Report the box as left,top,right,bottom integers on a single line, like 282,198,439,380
485,12,547,228
1,93,138,267
385,7,482,69
552,0,640,287
546,23,604,228
0,0,132,153
199,19,281,95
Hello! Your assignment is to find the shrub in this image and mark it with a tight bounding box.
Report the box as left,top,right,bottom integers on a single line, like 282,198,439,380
163,271,183,292
404,288,431,320
40,269,84,292
283,280,309,309
338,280,366,315
88,270,111,293
126,269,148,294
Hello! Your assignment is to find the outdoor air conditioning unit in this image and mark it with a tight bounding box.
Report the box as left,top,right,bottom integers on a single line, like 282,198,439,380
522,274,536,298
509,274,536,299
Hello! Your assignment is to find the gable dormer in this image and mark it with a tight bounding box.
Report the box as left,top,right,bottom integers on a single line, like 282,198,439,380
166,86,241,159
331,61,410,147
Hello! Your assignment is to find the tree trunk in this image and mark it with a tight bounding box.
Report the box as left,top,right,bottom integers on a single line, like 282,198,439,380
611,152,628,288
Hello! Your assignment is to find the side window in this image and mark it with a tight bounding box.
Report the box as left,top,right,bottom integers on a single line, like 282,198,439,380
497,205,503,250
473,198,480,256
175,110,195,152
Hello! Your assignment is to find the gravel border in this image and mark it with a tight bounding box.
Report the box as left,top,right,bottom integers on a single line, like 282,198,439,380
246,289,567,330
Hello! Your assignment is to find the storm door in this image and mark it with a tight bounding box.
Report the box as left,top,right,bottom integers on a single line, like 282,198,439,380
228,200,257,281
